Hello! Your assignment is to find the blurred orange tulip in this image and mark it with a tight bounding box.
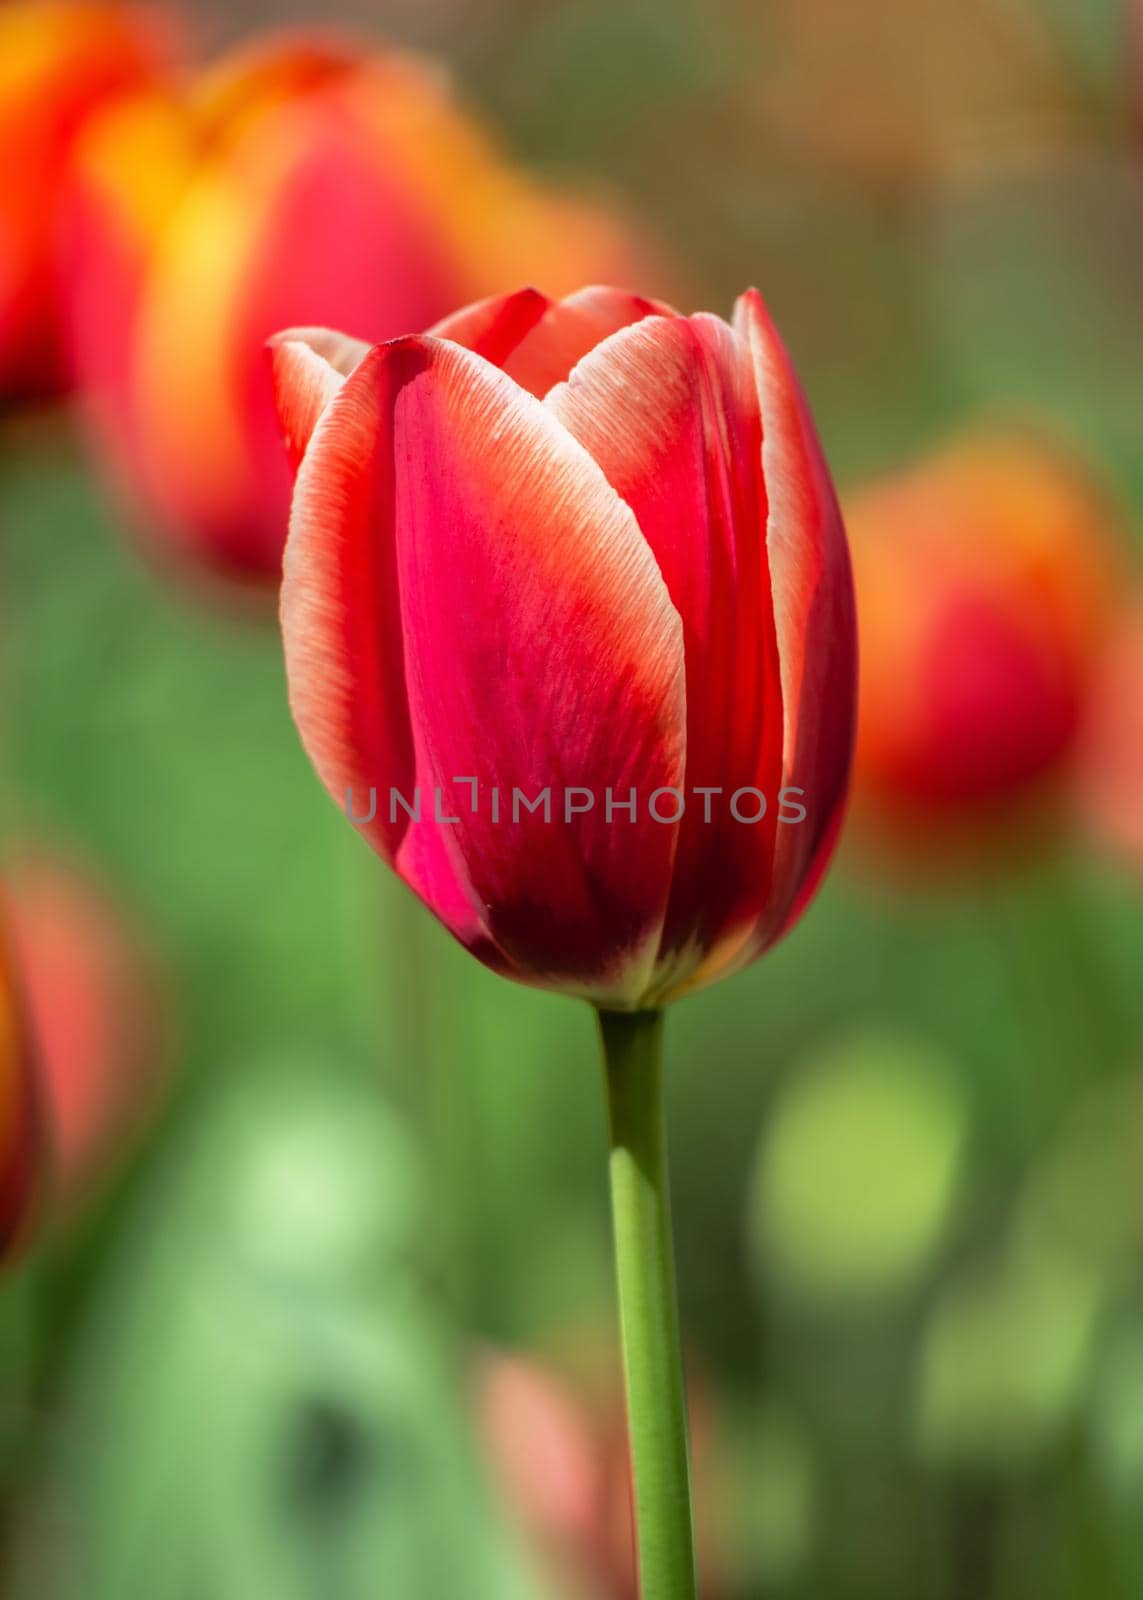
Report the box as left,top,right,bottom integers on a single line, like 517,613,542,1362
847,429,1123,856
65,32,665,588
1077,599,1143,873
2,848,164,1217
0,0,175,402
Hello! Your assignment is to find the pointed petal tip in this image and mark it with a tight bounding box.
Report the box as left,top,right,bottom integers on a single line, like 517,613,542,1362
731,287,772,334
268,327,373,468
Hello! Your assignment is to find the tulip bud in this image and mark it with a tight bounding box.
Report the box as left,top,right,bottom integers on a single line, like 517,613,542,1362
847,429,1122,852
65,34,663,588
0,1,175,401
270,286,856,1007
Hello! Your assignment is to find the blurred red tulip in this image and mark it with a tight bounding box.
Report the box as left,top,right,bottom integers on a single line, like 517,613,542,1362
65,32,665,588
475,1347,723,1600
477,1351,602,1595
271,286,855,1007
1077,599,1143,872
0,0,175,402
847,429,1122,854
3,849,164,1211
0,920,44,1258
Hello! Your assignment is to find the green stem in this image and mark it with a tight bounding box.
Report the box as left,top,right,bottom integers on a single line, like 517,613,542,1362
597,1008,697,1600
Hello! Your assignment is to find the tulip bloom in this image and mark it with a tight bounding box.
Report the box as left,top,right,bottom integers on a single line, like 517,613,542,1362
273,284,854,1600
848,430,1120,837
0,0,173,401
65,36,661,586
270,285,856,1010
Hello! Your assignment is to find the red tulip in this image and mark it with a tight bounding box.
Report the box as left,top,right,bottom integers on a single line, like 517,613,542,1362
270,285,856,1007
0,0,175,401
1077,599,1143,872
847,429,1121,848
64,34,664,588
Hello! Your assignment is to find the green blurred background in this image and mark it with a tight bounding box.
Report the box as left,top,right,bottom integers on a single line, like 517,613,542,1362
2,0,1143,1596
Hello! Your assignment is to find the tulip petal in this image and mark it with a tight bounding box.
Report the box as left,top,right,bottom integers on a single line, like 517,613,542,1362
727,288,856,964
282,335,686,1002
427,286,551,367
268,327,371,467
433,285,675,397
546,312,784,991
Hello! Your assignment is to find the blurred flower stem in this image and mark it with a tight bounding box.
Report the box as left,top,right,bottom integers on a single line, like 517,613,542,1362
598,1008,697,1600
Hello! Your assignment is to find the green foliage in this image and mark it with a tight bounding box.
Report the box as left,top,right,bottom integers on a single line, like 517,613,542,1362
15,1058,538,1600
749,1030,969,1307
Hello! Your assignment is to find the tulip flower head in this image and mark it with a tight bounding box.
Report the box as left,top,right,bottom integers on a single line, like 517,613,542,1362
0,0,174,401
65,35,662,587
848,430,1121,856
271,286,856,1009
